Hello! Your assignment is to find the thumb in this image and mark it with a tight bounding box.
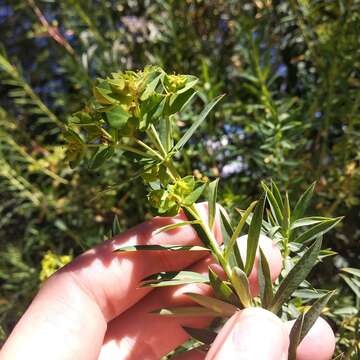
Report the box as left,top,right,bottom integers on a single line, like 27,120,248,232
206,308,289,360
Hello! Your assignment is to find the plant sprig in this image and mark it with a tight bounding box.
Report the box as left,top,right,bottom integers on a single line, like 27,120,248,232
65,67,342,358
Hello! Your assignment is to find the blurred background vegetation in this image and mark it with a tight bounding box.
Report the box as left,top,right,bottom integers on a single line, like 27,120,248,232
0,0,359,357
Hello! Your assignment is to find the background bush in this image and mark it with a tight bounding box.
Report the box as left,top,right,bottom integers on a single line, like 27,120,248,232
0,0,359,357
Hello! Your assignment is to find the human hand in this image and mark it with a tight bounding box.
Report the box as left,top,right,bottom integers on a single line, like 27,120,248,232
0,204,335,360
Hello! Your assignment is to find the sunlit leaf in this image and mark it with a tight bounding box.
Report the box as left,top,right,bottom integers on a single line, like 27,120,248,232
294,217,343,244
258,247,273,308
114,244,209,252
245,193,266,275
288,291,335,360
225,201,257,264
208,267,239,306
152,306,219,317
185,292,238,317
230,267,252,308
174,94,225,152
140,271,209,287
153,220,201,235
208,179,219,230
270,237,322,314
261,182,283,225
292,182,316,222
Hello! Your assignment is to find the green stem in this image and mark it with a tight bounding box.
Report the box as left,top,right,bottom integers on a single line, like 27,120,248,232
133,139,164,160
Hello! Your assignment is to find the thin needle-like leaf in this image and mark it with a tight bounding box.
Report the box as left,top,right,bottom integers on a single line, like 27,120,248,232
225,201,257,261
114,244,209,252
152,306,219,317
153,220,201,235
258,247,273,308
231,267,252,308
288,291,335,360
261,182,283,225
245,193,266,275
270,237,323,314
294,217,343,244
185,292,238,317
174,94,225,152
140,271,209,287
182,326,217,344
292,182,316,222
208,267,239,306
208,178,219,229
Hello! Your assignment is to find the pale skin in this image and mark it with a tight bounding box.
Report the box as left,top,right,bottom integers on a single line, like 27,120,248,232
0,204,335,360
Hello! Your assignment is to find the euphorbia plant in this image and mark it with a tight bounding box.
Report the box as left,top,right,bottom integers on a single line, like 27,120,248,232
64,66,342,359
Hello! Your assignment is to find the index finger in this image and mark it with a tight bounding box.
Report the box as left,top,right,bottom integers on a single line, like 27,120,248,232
1,203,221,360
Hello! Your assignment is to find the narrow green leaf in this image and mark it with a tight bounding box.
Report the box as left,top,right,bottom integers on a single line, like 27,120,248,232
112,215,121,236
341,268,360,278
270,237,323,314
271,181,284,209
261,182,283,225
208,179,219,230
291,217,332,230
174,94,225,151
245,193,266,275
140,73,163,100
159,116,172,153
114,244,209,252
292,182,316,222
140,271,209,287
208,267,239,306
183,207,212,249
219,206,233,247
233,240,245,270
185,292,238,317
152,306,219,317
294,217,343,244
288,313,305,360
183,183,207,206
182,326,217,344
340,275,360,298
230,267,252,308
289,291,335,359
225,201,257,262
89,146,114,169
153,220,201,235
258,247,273,308
282,192,291,230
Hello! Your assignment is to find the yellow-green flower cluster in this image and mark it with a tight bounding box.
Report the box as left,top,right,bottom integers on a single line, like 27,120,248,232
39,251,73,282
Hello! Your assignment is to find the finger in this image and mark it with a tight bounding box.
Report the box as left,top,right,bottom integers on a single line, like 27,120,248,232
1,203,221,360
205,308,289,360
99,256,216,360
237,234,282,296
285,317,336,360
98,239,284,359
